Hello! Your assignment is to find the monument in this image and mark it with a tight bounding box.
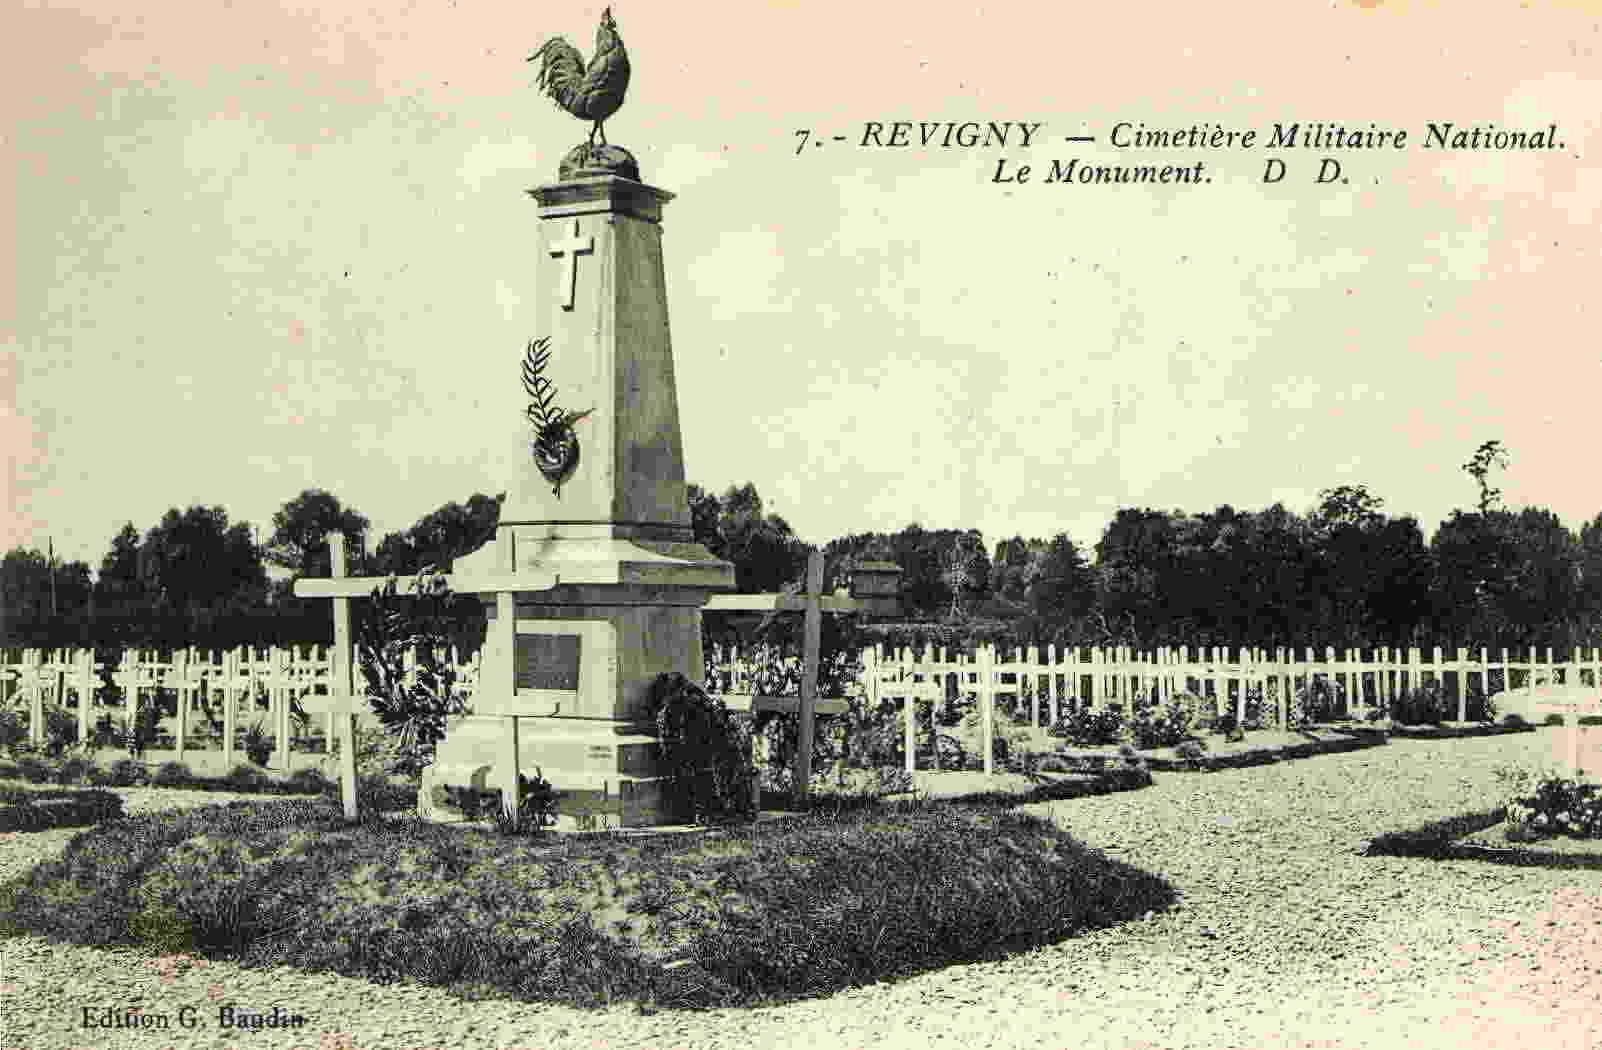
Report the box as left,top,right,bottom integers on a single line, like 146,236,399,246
302,10,736,828
425,11,734,827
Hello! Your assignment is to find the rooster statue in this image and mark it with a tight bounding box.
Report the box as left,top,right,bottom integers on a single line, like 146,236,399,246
527,8,631,158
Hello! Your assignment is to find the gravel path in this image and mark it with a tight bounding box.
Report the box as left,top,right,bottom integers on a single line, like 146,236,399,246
3,732,1601,1050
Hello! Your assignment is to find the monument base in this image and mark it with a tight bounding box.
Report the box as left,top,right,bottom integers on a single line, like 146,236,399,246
418,715,695,829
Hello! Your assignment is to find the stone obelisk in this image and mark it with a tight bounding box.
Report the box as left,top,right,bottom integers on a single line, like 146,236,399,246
422,145,735,828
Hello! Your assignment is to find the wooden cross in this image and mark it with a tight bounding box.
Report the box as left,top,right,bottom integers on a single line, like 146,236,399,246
319,535,360,820
549,219,594,310
295,533,557,825
704,550,855,804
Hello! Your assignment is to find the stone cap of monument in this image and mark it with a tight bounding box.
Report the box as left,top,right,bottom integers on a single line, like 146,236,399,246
528,173,672,224
557,143,640,182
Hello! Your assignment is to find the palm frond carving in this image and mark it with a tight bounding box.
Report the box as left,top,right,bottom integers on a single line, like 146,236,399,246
522,337,593,497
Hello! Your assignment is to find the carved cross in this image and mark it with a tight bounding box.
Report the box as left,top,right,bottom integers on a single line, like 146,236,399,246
549,219,594,310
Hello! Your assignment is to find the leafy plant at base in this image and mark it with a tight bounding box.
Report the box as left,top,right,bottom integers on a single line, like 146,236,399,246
240,720,273,766
442,771,562,834
1047,705,1124,747
1290,677,1347,727
647,672,756,823
1128,698,1192,750
0,710,25,755
41,705,79,757
1390,680,1450,726
1498,764,1602,839
354,565,475,775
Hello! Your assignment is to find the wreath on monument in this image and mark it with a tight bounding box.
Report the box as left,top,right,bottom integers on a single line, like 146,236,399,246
522,337,593,498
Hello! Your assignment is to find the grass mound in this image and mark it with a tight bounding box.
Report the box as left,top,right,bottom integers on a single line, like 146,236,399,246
0,795,1175,1010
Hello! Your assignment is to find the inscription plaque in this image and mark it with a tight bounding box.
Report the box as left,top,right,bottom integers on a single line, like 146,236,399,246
514,634,582,691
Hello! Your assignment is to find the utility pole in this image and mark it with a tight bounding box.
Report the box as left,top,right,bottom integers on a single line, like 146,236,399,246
48,536,58,615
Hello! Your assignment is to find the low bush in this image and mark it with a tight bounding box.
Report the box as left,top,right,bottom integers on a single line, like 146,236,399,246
151,762,196,788
240,722,273,767
1502,712,1529,728
54,755,96,786
283,767,331,795
107,758,149,787
0,710,26,754
11,756,52,783
223,764,271,791
1391,680,1451,726
1174,739,1207,760
1291,677,1347,726
1048,706,1125,747
43,705,80,757
1129,700,1191,750
1498,765,1602,839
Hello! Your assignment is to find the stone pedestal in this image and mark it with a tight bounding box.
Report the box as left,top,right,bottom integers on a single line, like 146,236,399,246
421,169,735,828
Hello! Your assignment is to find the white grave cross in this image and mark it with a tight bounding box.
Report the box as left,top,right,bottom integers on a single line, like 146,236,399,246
549,219,594,310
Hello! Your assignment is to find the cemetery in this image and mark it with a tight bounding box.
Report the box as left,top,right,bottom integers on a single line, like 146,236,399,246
5,11,1602,1048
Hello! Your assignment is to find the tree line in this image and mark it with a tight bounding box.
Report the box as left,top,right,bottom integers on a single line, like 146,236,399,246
6,442,1602,653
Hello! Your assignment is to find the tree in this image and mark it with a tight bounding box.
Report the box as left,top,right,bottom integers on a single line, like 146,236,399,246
687,484,723,552
1313,484,1385,533
1578,512,1602,636
1029,533,1096,624
265,489,371,578
138,506,267,616
370,493,504,575
1430,510,1519,644
1,548,92,623
708,482,805,594
94,524,144,612
1462,440,1511,514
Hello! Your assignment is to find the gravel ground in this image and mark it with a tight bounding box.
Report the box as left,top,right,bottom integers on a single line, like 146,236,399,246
2,731,1601,1050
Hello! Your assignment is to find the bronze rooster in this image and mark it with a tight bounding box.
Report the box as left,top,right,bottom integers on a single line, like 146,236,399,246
527,7,631,152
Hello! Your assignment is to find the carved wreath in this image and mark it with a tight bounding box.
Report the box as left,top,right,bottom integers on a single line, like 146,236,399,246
522,337,593,498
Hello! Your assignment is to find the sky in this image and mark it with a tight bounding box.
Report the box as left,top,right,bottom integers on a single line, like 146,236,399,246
6,0,1602,575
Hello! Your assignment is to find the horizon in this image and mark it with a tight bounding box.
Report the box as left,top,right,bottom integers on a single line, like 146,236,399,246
9,1,1600,574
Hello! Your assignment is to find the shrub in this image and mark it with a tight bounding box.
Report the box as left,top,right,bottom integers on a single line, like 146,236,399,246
1502,712,1529,729
241,721,273,767
1213,712,1238,736
1130,699,1192,750
1464,681,1497,723
151,761,195,788
1048,705,1124,747
1391,680,1450,726
43,705,79,757
130,695,164,758
107,758,148,787
1291,677,1346,726
647,672,755,823
0,710,26,754
1174,739,1207,760
90,714,128,752
13,756,52,783
1500,766,1602,839
354,567,474,769
1241,684,1267,729
54,755,96,786
283,767,331,795
224,764,271,791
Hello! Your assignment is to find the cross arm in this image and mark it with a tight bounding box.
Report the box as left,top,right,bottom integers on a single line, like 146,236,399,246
704,593,862,614
293,571,559,599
